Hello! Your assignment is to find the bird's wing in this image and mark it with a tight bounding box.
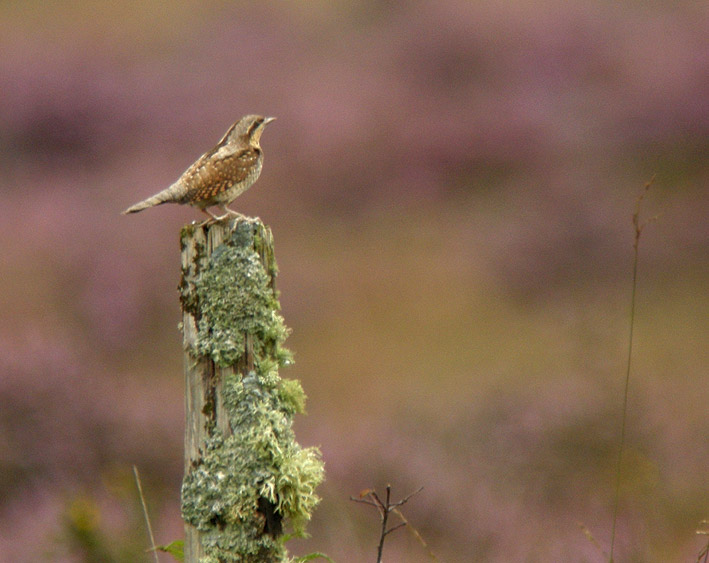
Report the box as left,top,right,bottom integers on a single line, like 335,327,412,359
182,147,261,204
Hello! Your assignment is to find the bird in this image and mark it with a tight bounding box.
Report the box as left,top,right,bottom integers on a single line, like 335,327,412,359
122,115,275,223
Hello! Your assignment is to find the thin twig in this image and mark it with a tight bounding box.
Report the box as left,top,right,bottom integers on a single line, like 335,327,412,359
377,487,390,562
699,542,709,563
696,520,709,563
394,506,440,561
350,485,424,563
395,486,424,506
133,465,159,563
609,176,656,562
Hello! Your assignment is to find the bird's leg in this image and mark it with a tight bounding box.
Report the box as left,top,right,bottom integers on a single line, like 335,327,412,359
222,205,247,221
197,207,222,227
220,205,247,221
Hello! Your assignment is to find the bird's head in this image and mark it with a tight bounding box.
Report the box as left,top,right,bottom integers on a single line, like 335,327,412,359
222,115,276,146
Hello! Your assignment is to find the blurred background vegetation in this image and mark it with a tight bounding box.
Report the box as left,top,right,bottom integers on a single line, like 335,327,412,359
0,1,707,561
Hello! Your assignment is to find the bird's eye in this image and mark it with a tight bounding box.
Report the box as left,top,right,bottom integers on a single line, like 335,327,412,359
247,118,264,137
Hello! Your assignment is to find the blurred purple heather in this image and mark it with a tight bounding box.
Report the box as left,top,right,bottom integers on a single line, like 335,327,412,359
0,1,707,561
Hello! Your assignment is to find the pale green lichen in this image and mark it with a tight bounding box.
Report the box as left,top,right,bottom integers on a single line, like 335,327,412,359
277,379,307,416
181,221,324,563
193,239,290,367
224,371,322,528
182,372,324,562
181,430,285,563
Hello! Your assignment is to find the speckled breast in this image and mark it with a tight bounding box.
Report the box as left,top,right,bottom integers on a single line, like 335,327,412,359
215,157,263,205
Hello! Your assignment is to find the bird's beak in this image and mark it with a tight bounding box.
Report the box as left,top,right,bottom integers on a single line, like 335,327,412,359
264,117,276,124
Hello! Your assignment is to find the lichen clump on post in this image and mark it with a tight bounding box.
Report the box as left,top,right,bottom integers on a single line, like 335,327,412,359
182,371,323,563
194,238,289,368
181,221,324,563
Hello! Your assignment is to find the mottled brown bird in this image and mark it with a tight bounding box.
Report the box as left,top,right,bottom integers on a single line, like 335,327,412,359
122,115,275,222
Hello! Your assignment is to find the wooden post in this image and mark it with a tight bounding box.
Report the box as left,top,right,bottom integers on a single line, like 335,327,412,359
179,218,323,563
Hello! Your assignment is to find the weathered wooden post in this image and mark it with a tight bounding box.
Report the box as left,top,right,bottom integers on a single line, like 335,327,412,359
179,218,323,563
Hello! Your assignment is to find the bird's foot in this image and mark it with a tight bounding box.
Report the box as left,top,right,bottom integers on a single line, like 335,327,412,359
225,209,247,220
196,209,230,227
226,210,261,225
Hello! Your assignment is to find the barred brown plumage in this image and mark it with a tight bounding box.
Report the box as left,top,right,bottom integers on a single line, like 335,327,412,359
122,115,275,223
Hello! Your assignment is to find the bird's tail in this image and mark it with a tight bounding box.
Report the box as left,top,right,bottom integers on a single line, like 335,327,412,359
122,183,182,214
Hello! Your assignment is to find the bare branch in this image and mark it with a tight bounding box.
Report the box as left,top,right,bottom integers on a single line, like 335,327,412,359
392,486,424,507
384,522,407,536
350,485,424,563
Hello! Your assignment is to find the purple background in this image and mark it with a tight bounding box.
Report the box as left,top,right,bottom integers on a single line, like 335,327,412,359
1,2,707,561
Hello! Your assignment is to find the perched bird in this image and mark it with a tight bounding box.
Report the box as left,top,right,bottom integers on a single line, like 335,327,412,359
122,115,275,222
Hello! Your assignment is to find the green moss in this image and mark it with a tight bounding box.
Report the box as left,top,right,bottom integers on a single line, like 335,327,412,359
253,229,279,280
178,268,200,317
179,225,207,318
180,223,197,250
181,222,197,239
